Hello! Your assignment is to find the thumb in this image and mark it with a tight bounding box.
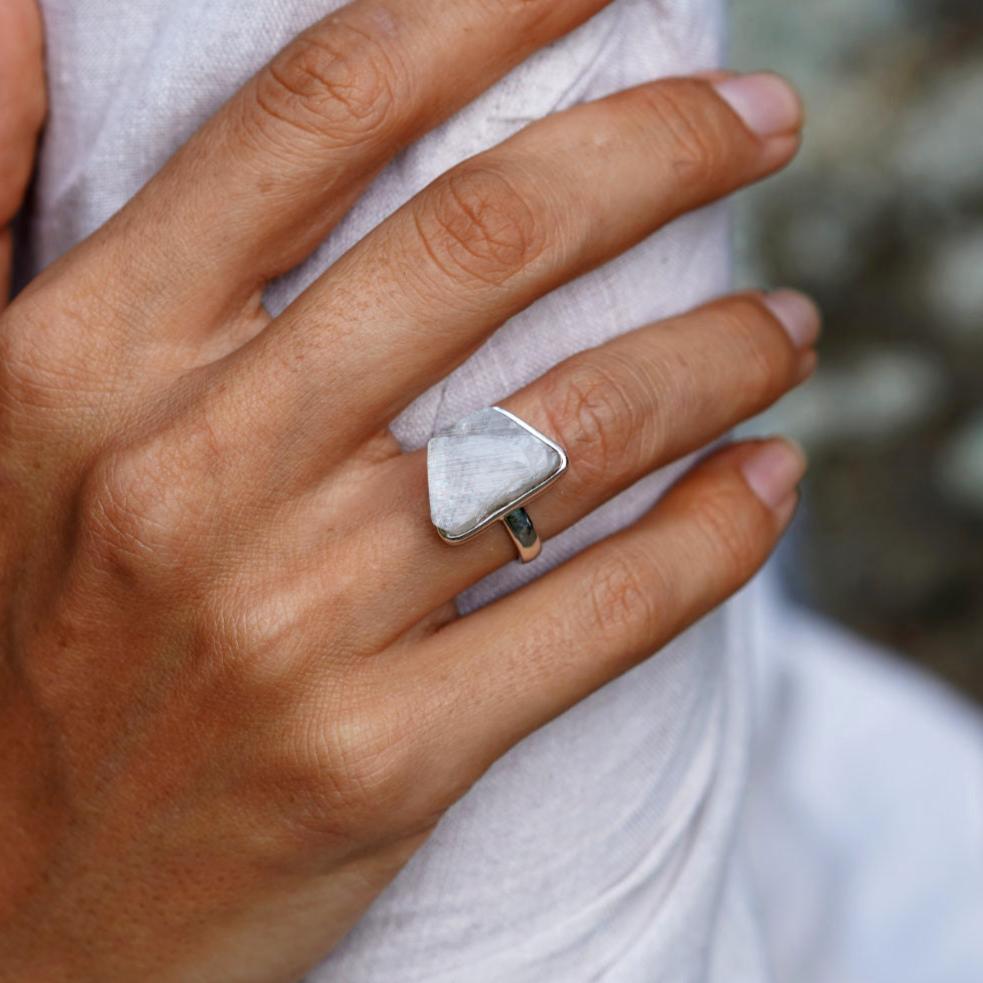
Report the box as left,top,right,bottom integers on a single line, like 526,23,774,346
0,0,45,304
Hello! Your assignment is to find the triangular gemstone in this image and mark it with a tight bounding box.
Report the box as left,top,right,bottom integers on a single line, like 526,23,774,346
427,407,565,541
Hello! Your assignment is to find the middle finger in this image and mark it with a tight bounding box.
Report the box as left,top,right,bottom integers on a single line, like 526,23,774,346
212,72,803,479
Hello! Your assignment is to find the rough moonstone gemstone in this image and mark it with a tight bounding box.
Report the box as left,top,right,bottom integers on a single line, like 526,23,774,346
427,408,564,540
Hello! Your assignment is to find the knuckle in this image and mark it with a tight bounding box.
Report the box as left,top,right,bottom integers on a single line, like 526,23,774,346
327,711,406,809
195,585,356,687
0,318,43,408
77,440,205,584
690,484,761,583
641,81,727,184
0,285,146,417
584,548,660,643
0,306,74,413
541,353,643,484
193,589,295,679
254,22,398,146
413,163,549,287
278,699,414,845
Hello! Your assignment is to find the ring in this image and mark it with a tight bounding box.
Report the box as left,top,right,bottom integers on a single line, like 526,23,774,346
427,406,568,563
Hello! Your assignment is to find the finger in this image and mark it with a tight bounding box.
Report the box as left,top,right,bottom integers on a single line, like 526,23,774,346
385,437,806,793
321,289,818,644
221,72,803,472
377,289,819,617
0,0,45,304
98,0,615,333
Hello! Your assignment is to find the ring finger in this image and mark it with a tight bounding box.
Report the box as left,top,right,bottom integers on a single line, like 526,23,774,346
324,288,820,640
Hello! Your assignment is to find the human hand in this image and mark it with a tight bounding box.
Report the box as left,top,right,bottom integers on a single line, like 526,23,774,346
0,0,45,302
0,1,817,980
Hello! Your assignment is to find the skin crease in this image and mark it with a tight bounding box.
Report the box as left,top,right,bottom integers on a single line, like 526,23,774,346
0,1,818,981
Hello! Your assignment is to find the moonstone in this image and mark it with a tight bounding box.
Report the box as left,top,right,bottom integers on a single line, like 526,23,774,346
427,408,565,540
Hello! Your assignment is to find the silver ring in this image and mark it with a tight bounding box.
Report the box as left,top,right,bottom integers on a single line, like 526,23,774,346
427,406,568,564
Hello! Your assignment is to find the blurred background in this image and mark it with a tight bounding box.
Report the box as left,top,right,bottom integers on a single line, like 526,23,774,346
732,0,983,703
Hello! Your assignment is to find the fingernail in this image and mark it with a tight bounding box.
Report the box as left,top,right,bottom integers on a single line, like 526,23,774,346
764,290,822,349
741,438,807,511
713,73,802,137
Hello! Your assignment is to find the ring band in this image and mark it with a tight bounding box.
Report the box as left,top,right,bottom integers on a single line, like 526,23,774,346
427,406,568,563
502,507,541,563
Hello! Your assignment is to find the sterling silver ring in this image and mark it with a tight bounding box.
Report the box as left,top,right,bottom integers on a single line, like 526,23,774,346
427,406,568,563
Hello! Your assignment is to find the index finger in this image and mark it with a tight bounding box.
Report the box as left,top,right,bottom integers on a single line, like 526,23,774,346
98,0,617,325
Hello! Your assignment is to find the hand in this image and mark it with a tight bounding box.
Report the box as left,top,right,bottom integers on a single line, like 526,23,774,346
0,1,817,979
0,0,45,302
